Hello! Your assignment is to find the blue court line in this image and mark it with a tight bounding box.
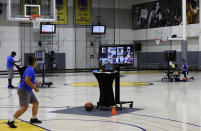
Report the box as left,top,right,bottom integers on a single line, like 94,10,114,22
0,93,17,101
42,118,146,131
19,119,51,131
130,113,201,128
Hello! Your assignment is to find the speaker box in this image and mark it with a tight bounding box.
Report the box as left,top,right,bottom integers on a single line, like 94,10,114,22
134,43,141,51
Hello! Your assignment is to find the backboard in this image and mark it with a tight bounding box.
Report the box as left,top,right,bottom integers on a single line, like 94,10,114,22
7,0,57,22
154,25,184,45
154,27,170,43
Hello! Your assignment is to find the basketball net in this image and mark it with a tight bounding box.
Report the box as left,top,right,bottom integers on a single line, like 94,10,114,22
29,14,42,31
155,38,162,45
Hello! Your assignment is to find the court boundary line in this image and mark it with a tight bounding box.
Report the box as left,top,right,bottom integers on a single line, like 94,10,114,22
42,118,147,131
130,113,201,128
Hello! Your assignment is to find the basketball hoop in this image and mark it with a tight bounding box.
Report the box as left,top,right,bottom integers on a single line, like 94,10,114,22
155,38,162,45
29,14,42,30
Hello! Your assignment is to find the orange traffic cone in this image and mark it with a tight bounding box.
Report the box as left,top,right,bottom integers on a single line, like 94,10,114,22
111,105,117,115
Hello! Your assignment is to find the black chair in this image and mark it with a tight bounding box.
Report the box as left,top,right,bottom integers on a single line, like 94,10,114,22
15,65,27,82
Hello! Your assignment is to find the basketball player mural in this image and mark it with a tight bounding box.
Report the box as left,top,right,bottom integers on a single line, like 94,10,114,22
186,0,199,24
132,5,141,30
148,2,163,28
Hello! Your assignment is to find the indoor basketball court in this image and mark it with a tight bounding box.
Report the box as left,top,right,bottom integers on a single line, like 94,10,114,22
0,0,201,130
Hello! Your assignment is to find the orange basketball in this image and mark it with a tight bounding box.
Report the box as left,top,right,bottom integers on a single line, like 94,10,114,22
85,102,94,111
183,77,187,81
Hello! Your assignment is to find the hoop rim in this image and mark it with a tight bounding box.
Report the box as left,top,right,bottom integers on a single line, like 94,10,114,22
29,14,43,21
155,38,162,45
155,38,163,42
30,14,42,30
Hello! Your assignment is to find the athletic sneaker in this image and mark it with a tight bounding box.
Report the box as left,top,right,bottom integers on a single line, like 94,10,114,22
11,85,18,89
8,85,13,89
30,118,42,124
7,121,17,128
190,77,195,80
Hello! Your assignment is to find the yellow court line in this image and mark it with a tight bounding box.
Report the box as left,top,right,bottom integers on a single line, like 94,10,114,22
68,82,153,87
0,119,47,131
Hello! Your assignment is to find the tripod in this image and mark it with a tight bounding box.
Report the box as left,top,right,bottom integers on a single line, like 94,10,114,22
114,66,133,109
39,63,53,87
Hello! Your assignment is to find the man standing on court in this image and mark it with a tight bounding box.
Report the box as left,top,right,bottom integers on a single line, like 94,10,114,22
6,51,20,88
7,56,42,128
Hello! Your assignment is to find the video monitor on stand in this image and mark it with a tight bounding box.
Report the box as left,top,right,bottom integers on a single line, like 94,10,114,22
99,45,134,65
35,50,53,88
35,50,45,64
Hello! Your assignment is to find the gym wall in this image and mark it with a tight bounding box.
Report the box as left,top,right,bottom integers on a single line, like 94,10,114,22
0,0,200,71
0,0,135,71
0,3,21,71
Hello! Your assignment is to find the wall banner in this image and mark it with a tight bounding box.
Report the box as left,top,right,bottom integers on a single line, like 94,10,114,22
75,0,92,25
54,0,68,24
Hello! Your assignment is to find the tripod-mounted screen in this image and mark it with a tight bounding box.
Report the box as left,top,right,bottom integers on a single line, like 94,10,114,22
164,50,176,61
99,45,134,65
35,50,45,64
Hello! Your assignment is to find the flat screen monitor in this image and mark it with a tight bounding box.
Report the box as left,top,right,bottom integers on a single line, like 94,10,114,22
164,50,176,61
92,25,106,34
40,24,56,34
99,45,134,65
35,50,45,64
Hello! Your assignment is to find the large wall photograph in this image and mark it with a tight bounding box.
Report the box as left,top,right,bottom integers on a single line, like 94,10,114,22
132,0,199,30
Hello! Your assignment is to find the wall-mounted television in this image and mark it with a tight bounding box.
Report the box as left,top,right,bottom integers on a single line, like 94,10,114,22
92,25,106,34
99,45,134,65
40,24,56,34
